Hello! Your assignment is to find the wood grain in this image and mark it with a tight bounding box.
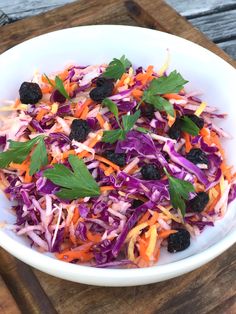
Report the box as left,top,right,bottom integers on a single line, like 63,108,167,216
190,9,236,43
0,0,136,54
126,0,236,67
1,0,235,59
166,0,236,18
34,244,236,314
0,276,20,314
0,248,57,314
0,0,76,20
219,39,236,59
0,1,235,313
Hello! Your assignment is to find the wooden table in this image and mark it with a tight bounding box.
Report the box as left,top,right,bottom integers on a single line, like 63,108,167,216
0,1,236,313
0,0,236,59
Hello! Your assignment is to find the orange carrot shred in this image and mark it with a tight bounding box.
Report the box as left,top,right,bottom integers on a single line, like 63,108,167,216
158,229,177,239
100,186,115,192
94,155,120,171
96,113,105,128
183,132,192,153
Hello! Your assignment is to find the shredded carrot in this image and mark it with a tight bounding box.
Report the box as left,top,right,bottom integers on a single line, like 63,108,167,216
138,235,149,262
80,105,89,120
99,163,114,176
41,85,53,94
24,169,32,183
96,113,105,128
105,166,114,176
72,208,80,225
131,89,143,100
100,186,115,192
62,149,76,159
35,108,48,122
77,131,103,159
116,73,128,88
74,98,93,118
200,127,209,137
87,230,101,243
158,229,177,239
98,163,108,172
163,93,184,100
138,211,150,225
136,65,154,85
167,112,176,127
14,98,20,108
183,132,192,153
148,212,159,226
94,155,120,171
42,75,55,85
10,161,28,172
206,184,221,213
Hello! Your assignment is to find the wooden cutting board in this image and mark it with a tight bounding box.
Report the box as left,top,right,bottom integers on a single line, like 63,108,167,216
0,1,235,313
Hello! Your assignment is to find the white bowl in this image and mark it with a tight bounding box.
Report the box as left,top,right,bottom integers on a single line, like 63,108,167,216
0,25,236,287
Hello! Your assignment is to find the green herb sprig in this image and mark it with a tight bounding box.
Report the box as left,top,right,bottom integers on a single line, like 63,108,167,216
164,168,195,216
103,55,132,80
140,70,188,117
101,98,140,144
180,116,200,136
44,74,70,100
44,155,100,200
0,135,48,176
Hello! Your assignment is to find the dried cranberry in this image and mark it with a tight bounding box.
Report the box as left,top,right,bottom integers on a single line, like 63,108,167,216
96,77,113,87
89,80,114,102
168,117,181,140
103,150,126,167
167,228,190,253
69,119,90,142
186,148,208,165
132,199,144,208
188,192,209,213
140,103,155,119
19,82,42,104
141,164,162,180
185,114,204,129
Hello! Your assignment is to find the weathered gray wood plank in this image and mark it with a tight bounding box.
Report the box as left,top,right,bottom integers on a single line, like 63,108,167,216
1,0,236,20
166,0,236,17
219,39,236,60
190,9,236,42
0,0,235,59
0,0,76,20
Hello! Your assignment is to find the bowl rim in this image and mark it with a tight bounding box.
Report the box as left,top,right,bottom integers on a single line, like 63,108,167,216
0,24,236,286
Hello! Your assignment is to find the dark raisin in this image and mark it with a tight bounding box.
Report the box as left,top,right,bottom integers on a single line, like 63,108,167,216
188,192,209,213
96,77,113,87
103,150,126,167
185,114,204,129
140,103,155,119
186,148,208,165
141,164,162,180
19,82,42,104
168,117,181,140
89,80,114,102
167,228,190,253
69,119,90,142
132,199,144,208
